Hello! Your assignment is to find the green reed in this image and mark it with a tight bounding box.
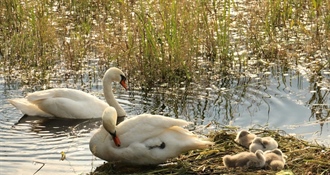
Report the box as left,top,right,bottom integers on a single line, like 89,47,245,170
0,0,329,88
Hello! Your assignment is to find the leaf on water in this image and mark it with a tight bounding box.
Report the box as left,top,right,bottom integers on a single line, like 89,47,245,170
60,151,66,161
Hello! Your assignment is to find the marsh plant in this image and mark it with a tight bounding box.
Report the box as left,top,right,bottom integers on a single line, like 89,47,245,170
0,0,329,88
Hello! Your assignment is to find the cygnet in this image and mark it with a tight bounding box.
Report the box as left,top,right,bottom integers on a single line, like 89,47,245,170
234,130,256,148
249,137,278,153
223,150,265,168
264,148,286,170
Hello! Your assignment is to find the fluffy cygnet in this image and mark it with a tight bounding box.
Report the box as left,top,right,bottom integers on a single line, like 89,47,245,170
223,150,265,168
264,149,286,170
249,137,278,153
234,130,256,148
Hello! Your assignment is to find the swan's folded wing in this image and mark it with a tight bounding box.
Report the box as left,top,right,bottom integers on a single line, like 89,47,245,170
26,89,56,102
119,114,191,131
117,114,192,145
34,97,106,119
8,98,54,117
27,88,100,102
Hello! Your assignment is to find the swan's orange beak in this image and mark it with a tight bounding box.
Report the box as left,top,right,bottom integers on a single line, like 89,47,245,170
120,80,128,90
120,75,128,90
109,130,121,147
113,135,121,147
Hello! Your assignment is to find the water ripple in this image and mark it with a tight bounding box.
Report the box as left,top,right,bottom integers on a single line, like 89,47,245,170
0,65,329,175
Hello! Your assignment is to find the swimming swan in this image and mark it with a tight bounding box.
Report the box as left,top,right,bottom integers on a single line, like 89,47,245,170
8,67,127,119
222,150,265,168
89,106,214,165
249,137,278,153
234,130,256,148
264,149,286,170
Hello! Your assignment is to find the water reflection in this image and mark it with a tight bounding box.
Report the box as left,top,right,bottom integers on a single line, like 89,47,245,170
1,113,103,175
307,75,330,134
13,115,101,137
125,64,329,144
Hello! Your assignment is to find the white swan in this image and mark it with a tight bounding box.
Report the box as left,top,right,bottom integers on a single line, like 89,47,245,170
234,130,256,148
249,137,278,153
8,67,127,119
89,106,214,165
222,150,265,168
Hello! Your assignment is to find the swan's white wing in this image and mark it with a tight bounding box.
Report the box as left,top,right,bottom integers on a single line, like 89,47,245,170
117,114,192,145
26,88,97,101
34,97,108,119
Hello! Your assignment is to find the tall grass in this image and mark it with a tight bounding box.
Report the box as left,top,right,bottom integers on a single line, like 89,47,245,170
0,0,329,88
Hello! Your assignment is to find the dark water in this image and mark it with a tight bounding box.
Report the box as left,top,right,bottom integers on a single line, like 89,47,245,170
0,64,329,175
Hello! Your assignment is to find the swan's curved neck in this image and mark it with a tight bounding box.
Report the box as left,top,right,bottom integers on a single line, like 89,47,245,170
103,78,126,118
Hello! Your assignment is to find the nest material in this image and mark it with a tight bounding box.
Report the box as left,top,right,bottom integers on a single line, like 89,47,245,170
92,129,330,175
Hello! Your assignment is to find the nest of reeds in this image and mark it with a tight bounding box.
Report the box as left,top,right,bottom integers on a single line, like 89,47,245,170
91,128,330,175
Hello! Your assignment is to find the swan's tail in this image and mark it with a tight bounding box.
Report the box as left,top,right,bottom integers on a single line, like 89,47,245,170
8,98,53,117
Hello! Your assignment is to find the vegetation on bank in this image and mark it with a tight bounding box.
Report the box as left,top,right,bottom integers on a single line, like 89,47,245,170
0,0,329,88
91,128,330,175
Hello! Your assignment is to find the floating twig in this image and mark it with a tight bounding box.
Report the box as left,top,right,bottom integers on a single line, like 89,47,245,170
33,161,45,175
